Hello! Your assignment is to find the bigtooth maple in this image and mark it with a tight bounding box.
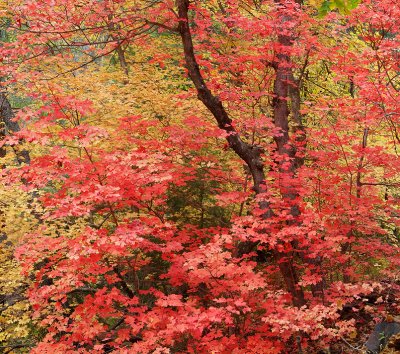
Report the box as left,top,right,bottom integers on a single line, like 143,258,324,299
0,0,399,352
176,0,308,307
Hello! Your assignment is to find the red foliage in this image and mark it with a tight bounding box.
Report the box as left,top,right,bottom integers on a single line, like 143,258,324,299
1,0,400,352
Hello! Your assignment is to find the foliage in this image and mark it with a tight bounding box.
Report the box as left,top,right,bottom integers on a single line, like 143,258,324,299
0,0,399,352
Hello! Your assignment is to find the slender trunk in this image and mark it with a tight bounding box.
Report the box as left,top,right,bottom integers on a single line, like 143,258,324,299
107,15,129,77
342,127,369,283
116,45,129,77
0,106,5,160
272,0,303,222
271,0,326,300
270,12,307,306
0,92,30,165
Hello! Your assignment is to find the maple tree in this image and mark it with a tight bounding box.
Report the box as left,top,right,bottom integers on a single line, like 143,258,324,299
0,0,399,352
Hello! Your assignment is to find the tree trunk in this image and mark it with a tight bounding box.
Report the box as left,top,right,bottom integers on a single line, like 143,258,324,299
0,92,30,165
176,0,306,307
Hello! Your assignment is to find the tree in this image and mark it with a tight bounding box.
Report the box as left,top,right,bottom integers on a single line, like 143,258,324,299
0,0,399,352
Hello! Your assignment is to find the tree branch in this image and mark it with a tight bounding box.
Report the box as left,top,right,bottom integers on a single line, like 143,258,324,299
176,0,266,194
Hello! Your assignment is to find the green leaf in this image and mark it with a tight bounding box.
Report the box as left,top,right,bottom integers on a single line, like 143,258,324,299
318,0,332,17
318,0,361,17
348,0,360,9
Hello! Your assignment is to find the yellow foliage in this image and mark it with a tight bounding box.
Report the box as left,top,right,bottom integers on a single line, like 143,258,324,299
0,241,31,349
